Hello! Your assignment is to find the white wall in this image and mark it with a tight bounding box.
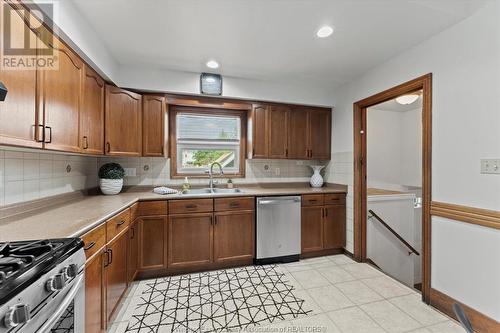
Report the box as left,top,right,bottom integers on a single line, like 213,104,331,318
328,1,500,321
367,108,421,189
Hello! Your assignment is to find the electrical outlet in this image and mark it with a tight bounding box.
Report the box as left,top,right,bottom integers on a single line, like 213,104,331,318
124,168,137,177
480,159,500,174
275,167,280,176
296,161,304,166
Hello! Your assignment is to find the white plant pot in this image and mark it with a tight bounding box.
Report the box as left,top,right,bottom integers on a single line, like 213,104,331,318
309,165,325,188
99,178,123,195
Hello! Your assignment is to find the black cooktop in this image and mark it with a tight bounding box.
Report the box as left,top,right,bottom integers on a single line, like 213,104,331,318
0,238,83,305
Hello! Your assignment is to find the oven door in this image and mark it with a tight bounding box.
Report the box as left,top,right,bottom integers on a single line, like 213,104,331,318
34,272,85,333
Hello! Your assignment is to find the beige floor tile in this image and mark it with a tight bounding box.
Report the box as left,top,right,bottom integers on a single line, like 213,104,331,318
306,285,354,312
342,263,383,279
291,313,342,333
282,261,314,273
106,321,128,333
292,269,330,289
328,254,356,265
426,320,466,333
389,294,449,326
362,275,415,298
335,280,384,305
327,307,386,333
318,265,356,284
309,260,338,269
407,328,432,333
282,272,303,290
360,300,422,333
293,289,323,315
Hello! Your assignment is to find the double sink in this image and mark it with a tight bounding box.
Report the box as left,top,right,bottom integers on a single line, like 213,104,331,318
180,188,244,195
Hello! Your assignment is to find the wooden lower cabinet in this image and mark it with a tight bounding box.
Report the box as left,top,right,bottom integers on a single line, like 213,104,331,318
85,251,105,333
301,206,324,253
138,216,168,271
323,205,346,249
128,220,139,282
168,213,213,268
214,211,254,263
105,231,128,322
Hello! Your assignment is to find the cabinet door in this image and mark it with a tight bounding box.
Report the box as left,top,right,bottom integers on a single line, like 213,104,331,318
323,205,346,249
41,37,83,152
105,85,142,156
105,231,128,322
81,65,104,154
0,8,41,148
288,108,309,159
128,220,139,282
214,211,254,263
301,206,324,253
309,109,331,160
139,216,168,271
168,213,213,268
268,105,289,158
85,252,105,333
142,95,166,157
251,104,268,158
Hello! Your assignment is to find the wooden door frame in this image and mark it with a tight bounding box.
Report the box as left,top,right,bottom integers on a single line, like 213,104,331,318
353,73,432,303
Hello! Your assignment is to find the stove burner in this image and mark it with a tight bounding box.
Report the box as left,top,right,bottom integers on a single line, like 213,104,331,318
0,240,58,285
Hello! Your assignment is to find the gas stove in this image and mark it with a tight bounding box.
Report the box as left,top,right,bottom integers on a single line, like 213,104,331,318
0,238,85,333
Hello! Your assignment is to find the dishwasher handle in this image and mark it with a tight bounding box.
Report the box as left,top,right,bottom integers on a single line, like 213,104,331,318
258,197,301,205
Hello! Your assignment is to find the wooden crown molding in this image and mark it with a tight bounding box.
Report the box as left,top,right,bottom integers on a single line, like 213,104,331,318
431,201,500,230
430,288,500,333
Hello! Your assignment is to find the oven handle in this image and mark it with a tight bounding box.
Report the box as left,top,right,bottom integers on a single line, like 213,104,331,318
37,274,84,333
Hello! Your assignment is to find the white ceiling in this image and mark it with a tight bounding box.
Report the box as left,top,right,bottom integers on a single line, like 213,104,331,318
71,0,487,88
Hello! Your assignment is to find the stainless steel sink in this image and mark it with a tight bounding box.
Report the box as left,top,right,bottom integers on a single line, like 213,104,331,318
181,188,244,195
212,188,243,194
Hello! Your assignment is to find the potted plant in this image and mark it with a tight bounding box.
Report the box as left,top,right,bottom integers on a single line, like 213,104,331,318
99,163,125,195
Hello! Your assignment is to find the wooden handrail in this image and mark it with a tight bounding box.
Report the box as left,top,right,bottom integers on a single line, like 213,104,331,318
368,210,420,256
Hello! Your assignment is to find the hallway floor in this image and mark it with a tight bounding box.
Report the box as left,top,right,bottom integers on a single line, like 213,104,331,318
108,255,464,333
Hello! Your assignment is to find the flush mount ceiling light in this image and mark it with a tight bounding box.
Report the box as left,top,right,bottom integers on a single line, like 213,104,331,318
316,25,334,38
396,94,420,105
206,60,219,69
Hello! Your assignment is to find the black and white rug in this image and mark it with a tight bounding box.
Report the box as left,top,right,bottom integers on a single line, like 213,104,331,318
122,265,310,332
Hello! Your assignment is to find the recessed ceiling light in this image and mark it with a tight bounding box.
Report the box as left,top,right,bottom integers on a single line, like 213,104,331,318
395,94,420,105
316,25,334,38
206,60,219,69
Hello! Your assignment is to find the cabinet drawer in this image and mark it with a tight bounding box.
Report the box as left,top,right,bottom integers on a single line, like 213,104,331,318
81,224,106,259
169,199,213,214
324,194,346,205
136,200,168,216
106,208,130,242
214,197,255,211
302,194,324,206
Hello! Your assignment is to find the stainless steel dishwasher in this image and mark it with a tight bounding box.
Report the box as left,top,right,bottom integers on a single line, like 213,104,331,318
256,196,301,264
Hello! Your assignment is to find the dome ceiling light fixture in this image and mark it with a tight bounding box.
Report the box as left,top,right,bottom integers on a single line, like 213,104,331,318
206,60,219,69
316,25,334,38
395,94,420,105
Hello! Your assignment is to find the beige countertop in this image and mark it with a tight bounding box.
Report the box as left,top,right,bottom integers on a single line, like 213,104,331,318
0,183,347,242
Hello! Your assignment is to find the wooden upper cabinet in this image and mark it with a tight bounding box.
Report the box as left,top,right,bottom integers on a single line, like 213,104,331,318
268,105,289,158
251,104,268,158
81,65,105,154
309,109,331,160
142,95,166,157
40,37,83,152
288,107,310,159
0,9,41,148
105,85,142,156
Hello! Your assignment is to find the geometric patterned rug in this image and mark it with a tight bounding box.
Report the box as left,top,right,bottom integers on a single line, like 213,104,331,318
123,265,311,332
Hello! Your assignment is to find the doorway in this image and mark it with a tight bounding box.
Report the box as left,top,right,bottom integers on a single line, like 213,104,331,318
352,74,432,303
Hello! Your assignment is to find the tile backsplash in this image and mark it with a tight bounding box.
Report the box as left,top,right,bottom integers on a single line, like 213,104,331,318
0,147,325,207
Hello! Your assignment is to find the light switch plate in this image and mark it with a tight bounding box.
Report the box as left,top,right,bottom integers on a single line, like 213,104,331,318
480,159,500,174
124,168,136,177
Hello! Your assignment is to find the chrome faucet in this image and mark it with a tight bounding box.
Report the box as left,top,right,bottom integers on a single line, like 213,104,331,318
207,162,224,192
